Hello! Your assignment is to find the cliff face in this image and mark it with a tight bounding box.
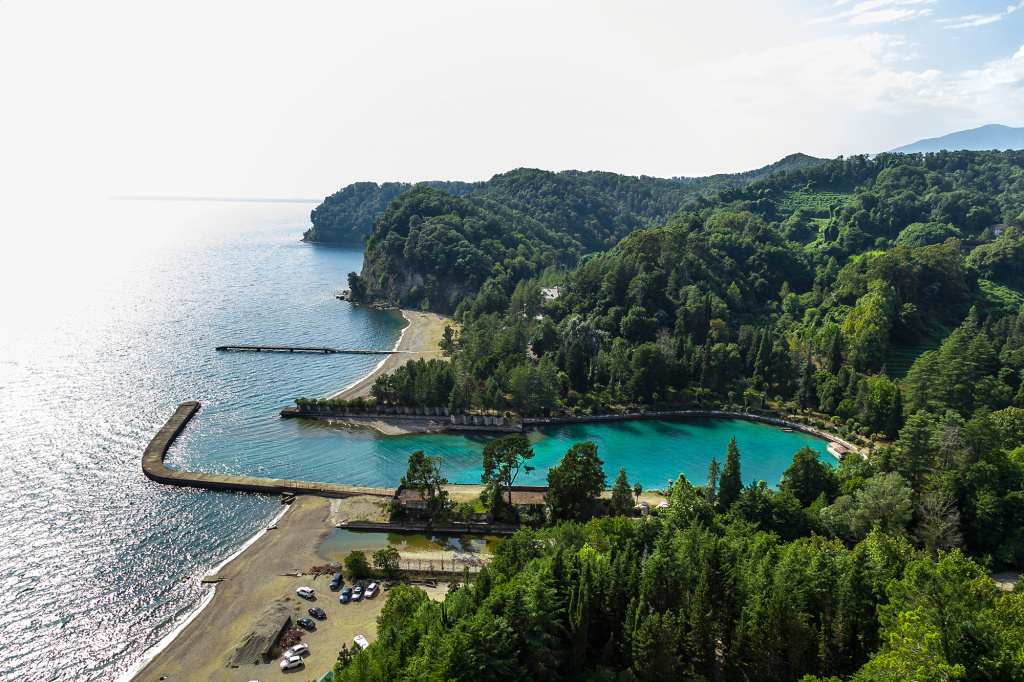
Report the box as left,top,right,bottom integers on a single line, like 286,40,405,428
359,187,497,309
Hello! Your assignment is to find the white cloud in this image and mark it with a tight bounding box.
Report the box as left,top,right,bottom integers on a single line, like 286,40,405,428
810,0,935,26
851,8,928,25
941,1,1024,29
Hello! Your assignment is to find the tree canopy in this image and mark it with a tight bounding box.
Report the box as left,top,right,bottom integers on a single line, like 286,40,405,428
481,433,536,508
546,441,606,521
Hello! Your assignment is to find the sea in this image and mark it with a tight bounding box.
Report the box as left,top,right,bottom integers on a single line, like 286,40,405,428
0,199,829,681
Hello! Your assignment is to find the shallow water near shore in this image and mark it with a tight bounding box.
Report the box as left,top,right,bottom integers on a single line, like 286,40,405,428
0,199,829,681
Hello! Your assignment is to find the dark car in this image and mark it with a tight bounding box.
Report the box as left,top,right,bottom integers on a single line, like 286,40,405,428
296,617,316,630
330,573,344,590
308,606,327,620
339,587,352,604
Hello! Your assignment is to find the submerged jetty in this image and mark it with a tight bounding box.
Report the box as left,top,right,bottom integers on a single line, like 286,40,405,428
141,402,395,497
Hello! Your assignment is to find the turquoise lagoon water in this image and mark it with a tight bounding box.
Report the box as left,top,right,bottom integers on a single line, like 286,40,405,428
0,199,827,682
258,417,831,493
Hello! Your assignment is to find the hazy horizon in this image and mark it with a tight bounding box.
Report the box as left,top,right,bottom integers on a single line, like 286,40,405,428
2,0,1023,207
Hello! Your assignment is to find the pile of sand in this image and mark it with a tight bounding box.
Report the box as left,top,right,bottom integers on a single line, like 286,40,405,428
229,601,292,666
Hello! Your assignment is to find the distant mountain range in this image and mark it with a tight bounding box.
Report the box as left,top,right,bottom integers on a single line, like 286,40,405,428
888,124,1024,154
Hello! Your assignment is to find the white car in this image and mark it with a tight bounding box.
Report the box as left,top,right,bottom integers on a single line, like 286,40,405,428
281,655,304,670
296,586,315,599
353,634,369,650
366,581,379,597
284,643,308,657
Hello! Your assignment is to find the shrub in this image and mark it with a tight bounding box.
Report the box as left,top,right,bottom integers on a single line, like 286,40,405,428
345,550,372,579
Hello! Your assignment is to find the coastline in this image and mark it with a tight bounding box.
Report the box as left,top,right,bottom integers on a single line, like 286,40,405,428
131,496,339,682
330,309,450,402
125,308,449,679
118,503,291,682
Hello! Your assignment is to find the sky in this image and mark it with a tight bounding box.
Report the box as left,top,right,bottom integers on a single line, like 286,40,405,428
1,0,1023,203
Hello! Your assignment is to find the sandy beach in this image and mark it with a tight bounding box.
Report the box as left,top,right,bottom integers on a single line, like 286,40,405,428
131,495,454,682
133,497,339,682
331,309,451,402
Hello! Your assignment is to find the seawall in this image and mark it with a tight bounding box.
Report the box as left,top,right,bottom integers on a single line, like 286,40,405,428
141,402,395,498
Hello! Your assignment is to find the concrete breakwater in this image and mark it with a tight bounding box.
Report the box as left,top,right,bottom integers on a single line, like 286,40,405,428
142,402,395,498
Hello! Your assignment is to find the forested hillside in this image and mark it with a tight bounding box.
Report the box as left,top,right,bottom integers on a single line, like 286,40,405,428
351,149,1024,564
304,153,824,246
326,149,1024,680
303,180,481,244
335,514,1024,681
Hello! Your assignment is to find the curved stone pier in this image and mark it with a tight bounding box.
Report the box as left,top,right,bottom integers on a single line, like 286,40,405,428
142,401,395,498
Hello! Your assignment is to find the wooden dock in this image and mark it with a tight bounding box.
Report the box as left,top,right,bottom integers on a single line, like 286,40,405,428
215,345,398,354
142,402,396,498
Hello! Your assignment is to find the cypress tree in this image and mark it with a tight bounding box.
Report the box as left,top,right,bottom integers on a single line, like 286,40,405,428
797,345,815,410
699,336,713,389
705,457,719,508
719,436,743,510
611,467,633,515
753,328,772,390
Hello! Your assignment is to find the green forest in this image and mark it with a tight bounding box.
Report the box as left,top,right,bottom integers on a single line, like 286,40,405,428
322,149,1024,680
304,153,823,247
334,506,1024,681
304,180,481,244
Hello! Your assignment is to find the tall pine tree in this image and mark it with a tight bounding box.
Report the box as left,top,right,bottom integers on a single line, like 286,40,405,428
718,436,743,510
705,457,719,508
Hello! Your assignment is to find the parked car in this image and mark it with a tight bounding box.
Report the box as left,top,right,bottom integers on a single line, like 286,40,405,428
284,643,308,657
353,634,369,650
296,617,316,630
281,655,304,670
296,586,315,599
352,585,363,601
366,581,379,597
308,606,326,620
339,587,352,604
330,572,344,590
